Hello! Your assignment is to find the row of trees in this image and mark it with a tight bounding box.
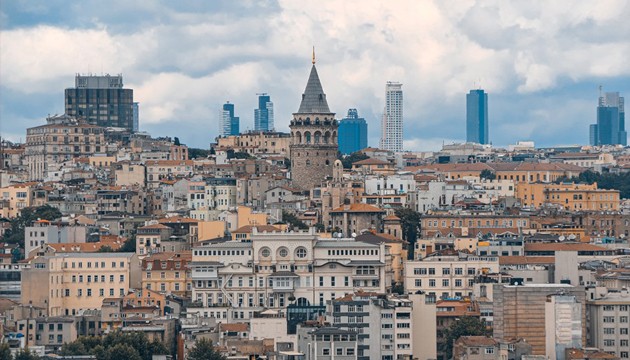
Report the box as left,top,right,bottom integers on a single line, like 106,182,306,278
556,169,630,199
0,332,226,360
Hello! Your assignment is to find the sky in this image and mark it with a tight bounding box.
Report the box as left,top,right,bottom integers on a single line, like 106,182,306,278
1,0,629,150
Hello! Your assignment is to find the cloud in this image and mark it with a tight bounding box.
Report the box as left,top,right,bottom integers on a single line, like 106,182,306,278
1,0,629,147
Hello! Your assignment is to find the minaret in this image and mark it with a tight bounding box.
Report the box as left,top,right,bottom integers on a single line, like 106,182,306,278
289,52,339,191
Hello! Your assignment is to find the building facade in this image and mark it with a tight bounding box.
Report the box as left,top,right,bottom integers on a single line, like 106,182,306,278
65,74,134,130
254,94,274,131
590,91,627,146
380,82,403,152
221,102,240,136
466,89,489,144
25,115,106,181
338,109,368,155
289,59,339,191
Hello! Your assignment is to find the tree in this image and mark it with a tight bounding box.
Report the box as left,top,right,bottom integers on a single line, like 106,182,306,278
232,151,252,159
338,151,369,169
556,170,630,199
187,338,226,360
0,344,11,360
189,148,211,159
13,348,40,360
440,316,491,359
97,245,115,253
479,169,496,180
281,210,308,230
173,137,181,146
100,344,142,360
3,205,62,245
394,208,421,259
117,236,136,253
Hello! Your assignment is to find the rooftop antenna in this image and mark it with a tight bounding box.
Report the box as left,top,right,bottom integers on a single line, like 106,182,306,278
312,46,316,65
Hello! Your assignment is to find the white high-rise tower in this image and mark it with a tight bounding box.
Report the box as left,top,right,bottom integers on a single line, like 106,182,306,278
380,82,403,152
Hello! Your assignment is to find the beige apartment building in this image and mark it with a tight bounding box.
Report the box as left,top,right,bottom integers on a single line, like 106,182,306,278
0,182,33,218
141,252,192,297
25,115,106,181
404,252,500,300
21,252,140,316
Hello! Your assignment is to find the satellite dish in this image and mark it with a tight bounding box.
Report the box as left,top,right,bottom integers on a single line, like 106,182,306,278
351,233,357,238
568,234,576,240
558,236,566,241
337,233,343,238
332,232,338,238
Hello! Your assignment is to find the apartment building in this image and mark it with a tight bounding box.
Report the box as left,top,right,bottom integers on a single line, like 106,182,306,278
329,203,385,236
136,223,173,257
25,115,106,181
145,160,194,188
404,251,500,300
24,219,94,257
21,252,140,316
141,252,192,298
420,214,531,238
587,289,630,359
516,182,620,210
188,228,391,323
492,283,586,356
326,292,436,360
0,183,33,218
16,316,77,350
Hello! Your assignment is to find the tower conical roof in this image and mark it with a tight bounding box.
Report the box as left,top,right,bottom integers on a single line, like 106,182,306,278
297,65,331,114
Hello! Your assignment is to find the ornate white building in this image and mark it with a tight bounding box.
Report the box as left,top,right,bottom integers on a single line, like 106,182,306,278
188,228,392,322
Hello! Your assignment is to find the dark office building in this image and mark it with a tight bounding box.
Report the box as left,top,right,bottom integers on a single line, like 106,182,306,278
65,74,134,131
338,108,368,154
466,89,489,144
254,94,274,131
222,102,240,136
590,91,626,146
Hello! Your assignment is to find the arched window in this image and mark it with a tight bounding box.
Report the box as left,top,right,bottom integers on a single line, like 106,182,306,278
305,132,311,144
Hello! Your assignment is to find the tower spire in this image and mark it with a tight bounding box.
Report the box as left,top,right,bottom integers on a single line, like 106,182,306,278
312,46,316,65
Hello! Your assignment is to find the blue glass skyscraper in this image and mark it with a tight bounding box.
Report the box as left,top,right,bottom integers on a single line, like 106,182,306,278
221,102,239,136
590,91,626,146
254,94,274,131
466,89,489,144
338,109,368,154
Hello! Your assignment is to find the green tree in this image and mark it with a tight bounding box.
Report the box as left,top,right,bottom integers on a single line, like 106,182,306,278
480,169,496,180
338,151,369,169
0,343,11,360
100,344,142,360
440,316,491,359
281,210,308,230
13,348,40,360
3,205,62,245
187,338,226,360
394,208,421,259
189,148,211,159
97,245,115,253
173,137,181,146
117,236,136,253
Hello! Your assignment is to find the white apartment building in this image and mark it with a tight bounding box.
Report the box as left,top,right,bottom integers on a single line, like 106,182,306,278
326,292,437,360
188,228,391,323
363,174,416,196
404,252,499,300
24,220,91,257
587,289,630,359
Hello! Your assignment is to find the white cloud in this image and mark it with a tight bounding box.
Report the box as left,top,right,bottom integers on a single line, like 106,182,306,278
1,0,629,147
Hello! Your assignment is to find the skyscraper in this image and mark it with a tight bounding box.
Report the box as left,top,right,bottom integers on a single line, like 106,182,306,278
221,102,240,136
590,91,626,146
380,82,403,152
65,74,134,130
338,109,368,154
254,94,274,131
466,89,489,144
132,102,139,132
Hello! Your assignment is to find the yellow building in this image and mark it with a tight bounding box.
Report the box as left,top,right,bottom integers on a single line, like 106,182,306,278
88,155,116,168
21,252,140,316
516,182,620,210
237,206,268,228
141,252,192,298
198,221,226,240
0,183,34,218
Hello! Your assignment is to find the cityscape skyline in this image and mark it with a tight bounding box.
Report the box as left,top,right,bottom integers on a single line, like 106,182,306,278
1,1,629,150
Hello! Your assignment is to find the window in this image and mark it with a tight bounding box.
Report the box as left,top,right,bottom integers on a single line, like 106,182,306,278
429,279,436,287
296,247,307,258
414,268,427,275
415,279,422,287
428,268,435,275
455,279,462,287
322,349,330,356
261,247,271,257
346,348,355,356
485,348,495,354
603,339,615,347
442,279,449,287
336,348,343,356
442,268,450,275
278,247,289,258
87,289,92,297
